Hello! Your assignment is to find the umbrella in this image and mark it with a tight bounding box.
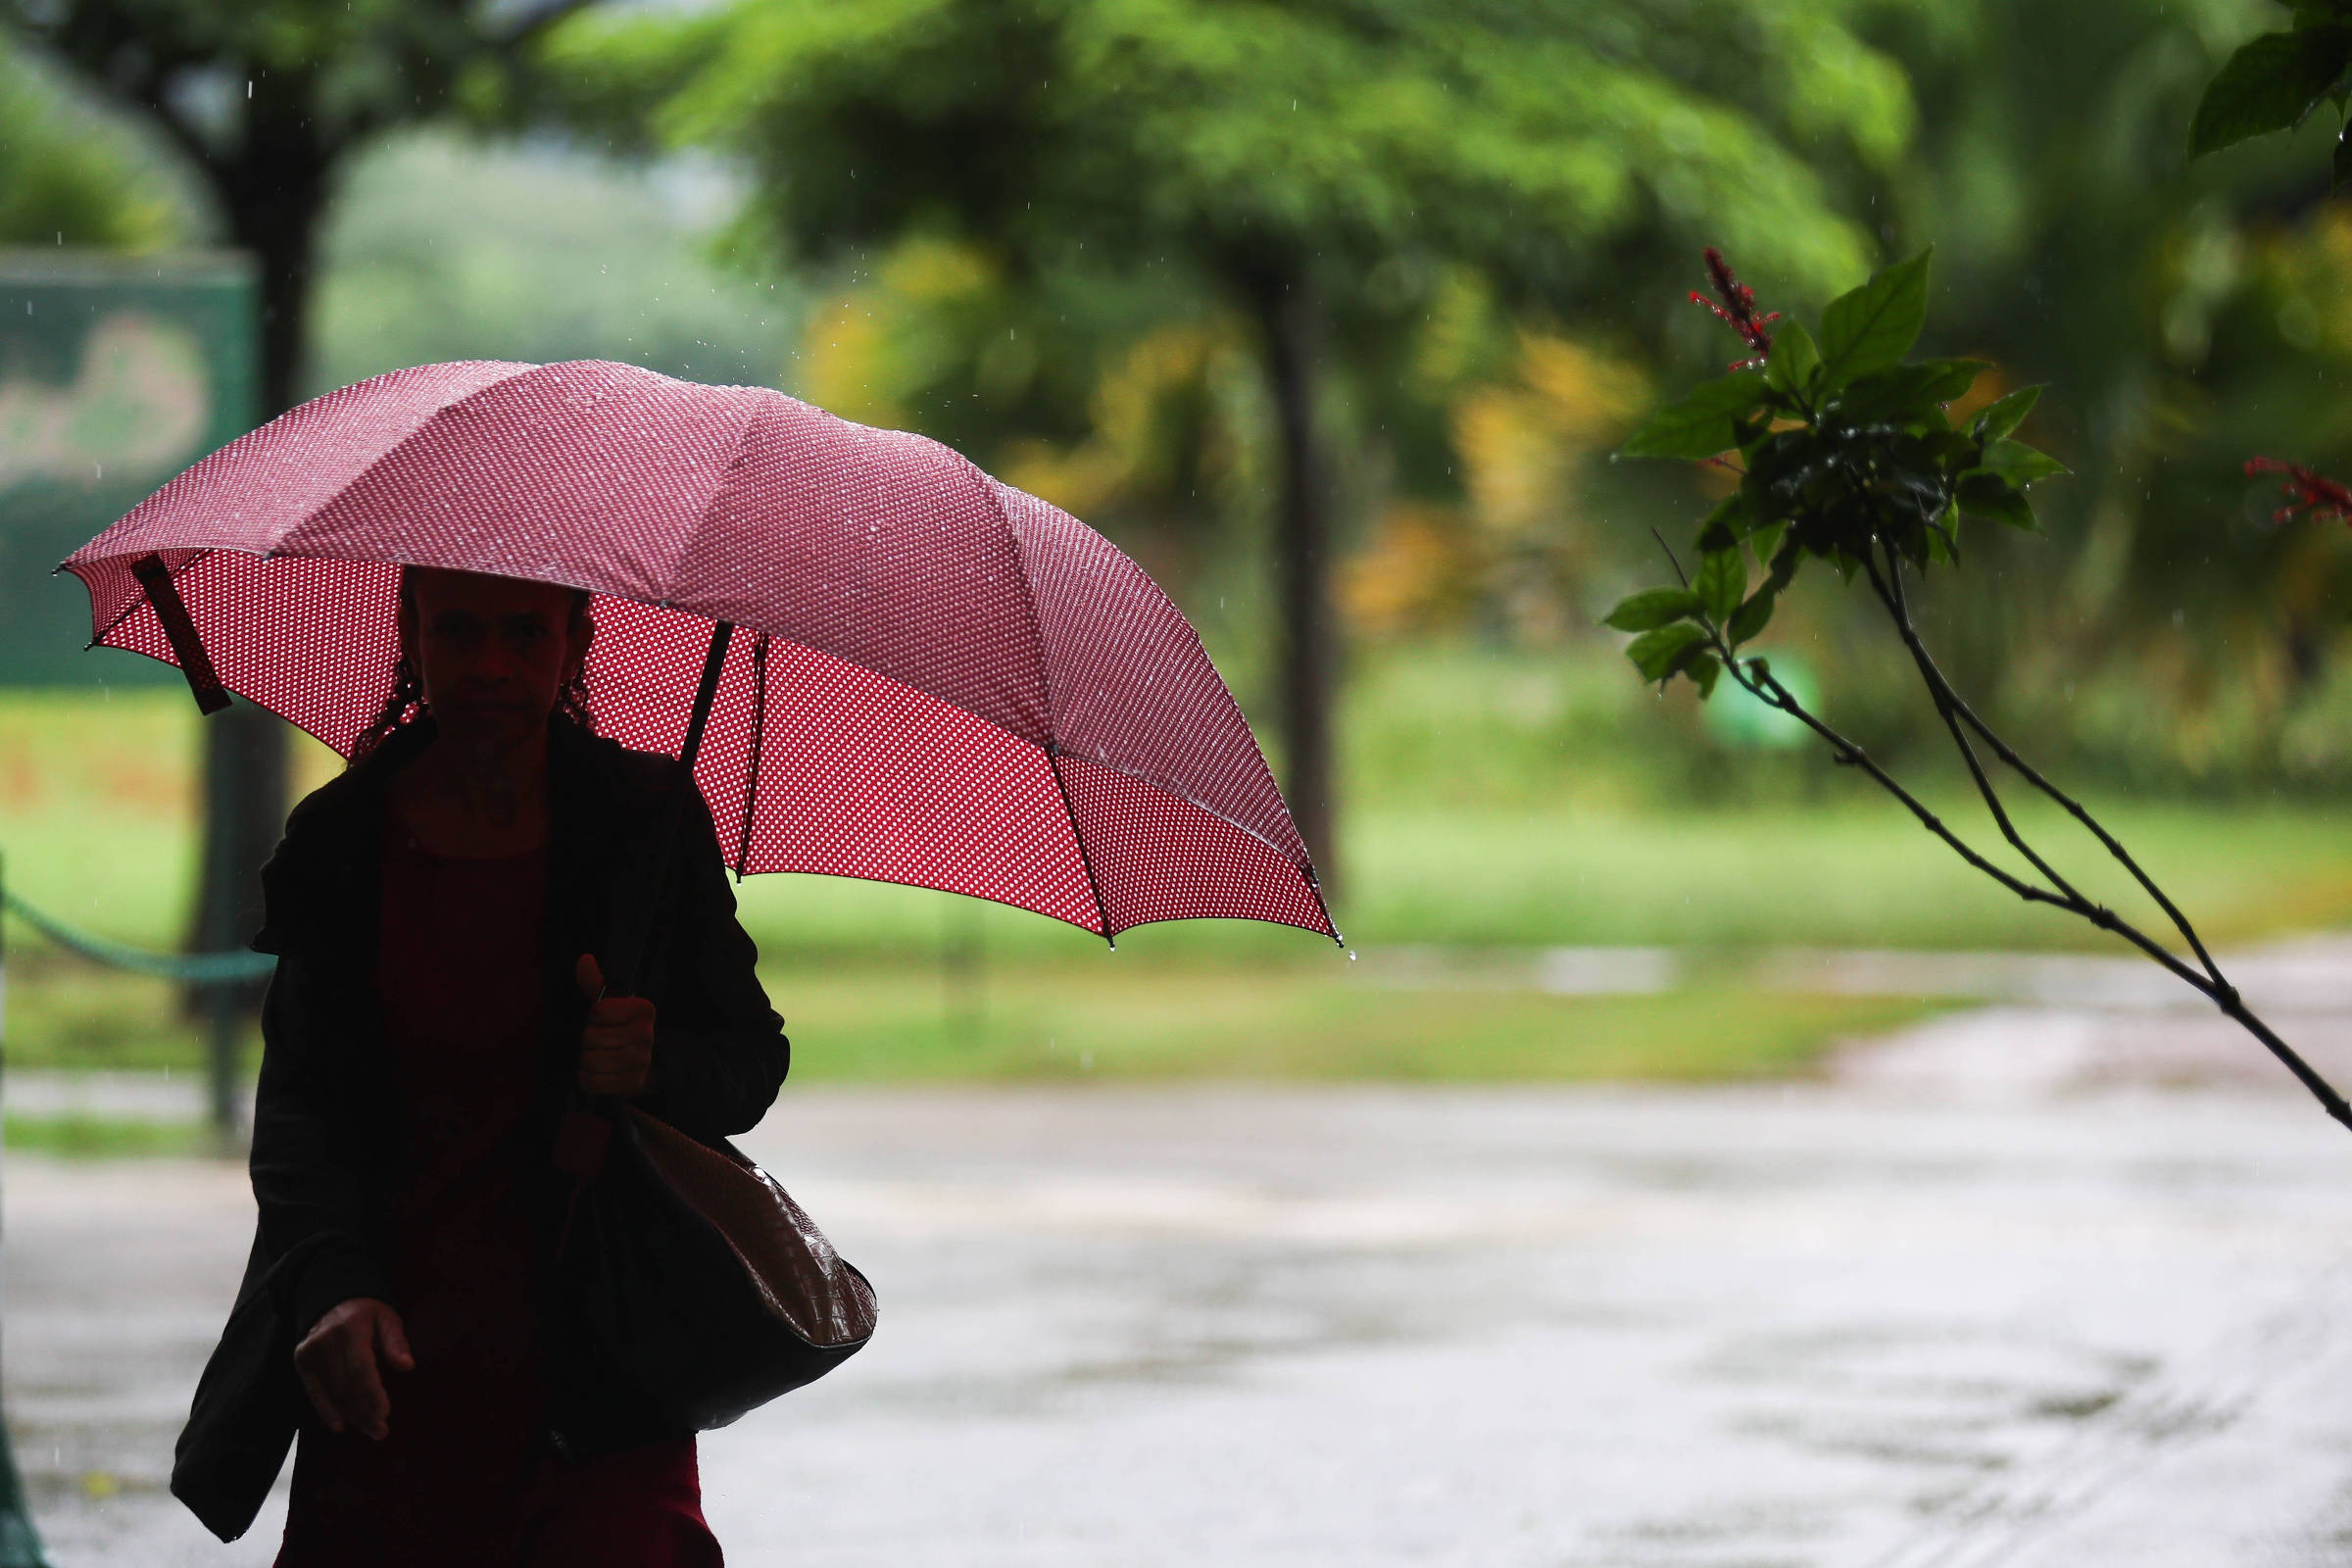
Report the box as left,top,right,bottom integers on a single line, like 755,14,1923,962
61,359,1336,946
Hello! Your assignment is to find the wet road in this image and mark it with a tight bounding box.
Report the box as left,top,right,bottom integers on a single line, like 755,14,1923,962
11,1008,2352,1564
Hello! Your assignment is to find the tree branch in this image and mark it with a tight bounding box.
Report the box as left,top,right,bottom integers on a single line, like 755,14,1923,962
1866,547,2092,908
1839,542,2351,1132
1867,542,2227,991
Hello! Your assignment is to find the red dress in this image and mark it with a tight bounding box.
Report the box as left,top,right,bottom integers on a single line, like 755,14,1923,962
273,816,721,1568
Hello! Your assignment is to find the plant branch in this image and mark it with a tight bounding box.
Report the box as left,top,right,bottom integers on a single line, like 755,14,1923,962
1647,538,2070,917
1867,542,2226,991
1713,654,2075,915
1851,546,2352,1132
1866,547,2093,908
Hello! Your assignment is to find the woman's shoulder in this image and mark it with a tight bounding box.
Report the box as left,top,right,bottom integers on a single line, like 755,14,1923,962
553,722,691,810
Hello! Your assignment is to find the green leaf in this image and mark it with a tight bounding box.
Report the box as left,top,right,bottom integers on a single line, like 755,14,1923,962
1604,587,1701,632
1748,521,1788,575
1816,250,1933,387
1972,385,2044,444
2189,27,2352,158
1957,471,2034,530
1766,319,1820,397
1980,439,2068,488
1726,587,1775,647
1626,622,1709,682
2334,120,2352,190
1620,370,1769,461
1695,547,1746,622
1925,506,1958,565
1685,652,1722,699
1833,359,1984,423
1694,492,1753,553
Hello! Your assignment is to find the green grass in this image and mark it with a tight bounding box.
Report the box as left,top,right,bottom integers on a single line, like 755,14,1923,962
767,958,1943,1082
0,956,260,1073
8,681,2352,1087
4,1114,215,1159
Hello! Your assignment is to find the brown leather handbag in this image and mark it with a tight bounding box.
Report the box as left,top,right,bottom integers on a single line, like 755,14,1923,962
549,1097,877,1441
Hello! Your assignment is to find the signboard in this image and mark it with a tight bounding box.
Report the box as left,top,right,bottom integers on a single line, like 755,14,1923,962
0,251,258,686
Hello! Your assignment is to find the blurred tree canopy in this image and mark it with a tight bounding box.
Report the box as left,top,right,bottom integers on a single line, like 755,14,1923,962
0,38,185,248
1,0,601,413
548,0,1929,873
0,0,612,1001
1845,0,2352,790
13,0,2352,816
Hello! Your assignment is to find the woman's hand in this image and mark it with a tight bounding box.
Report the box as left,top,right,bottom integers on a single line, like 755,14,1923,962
294,1298,413,1441
574,954,656,1097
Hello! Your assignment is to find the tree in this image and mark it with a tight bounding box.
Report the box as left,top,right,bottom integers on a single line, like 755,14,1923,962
550,0,1915,885
2,0,598,991
0,38,182,247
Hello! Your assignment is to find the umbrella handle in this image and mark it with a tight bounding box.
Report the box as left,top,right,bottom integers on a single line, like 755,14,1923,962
130,553,229,715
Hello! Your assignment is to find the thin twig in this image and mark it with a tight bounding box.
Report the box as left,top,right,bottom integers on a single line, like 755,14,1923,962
1838,545,2351,1130
1869,545,2227,991
1867,549,2094,908
1647,539,2070,916
1715,656,2076,915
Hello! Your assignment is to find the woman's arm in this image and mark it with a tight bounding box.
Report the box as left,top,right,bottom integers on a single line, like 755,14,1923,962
249,950,393,1336
635,806,790,1144
245,813,393,1338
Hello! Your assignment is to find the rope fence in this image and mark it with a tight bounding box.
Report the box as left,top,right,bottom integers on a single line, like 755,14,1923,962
0,885,273,985
0,849,261,1146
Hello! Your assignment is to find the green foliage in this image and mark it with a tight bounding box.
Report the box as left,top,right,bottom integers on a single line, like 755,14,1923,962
1,0,575,155
1603,588,1702,631
2189,15,2352,167
1618,370,1769,461
0,39,184,249
308,132,799,397
1609,250,2065,695
1814,248,1932,384
552,0,1910,300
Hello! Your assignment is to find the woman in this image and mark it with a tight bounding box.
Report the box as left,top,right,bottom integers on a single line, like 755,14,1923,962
170,565,789,1565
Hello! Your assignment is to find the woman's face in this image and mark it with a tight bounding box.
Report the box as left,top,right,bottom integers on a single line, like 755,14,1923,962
399,568,592,759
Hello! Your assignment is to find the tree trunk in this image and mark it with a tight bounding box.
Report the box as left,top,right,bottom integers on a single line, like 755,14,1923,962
184,122,328,1012
1252,268,1338,893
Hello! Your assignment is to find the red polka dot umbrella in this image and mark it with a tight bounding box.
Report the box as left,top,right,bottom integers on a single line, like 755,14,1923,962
60,359,1336,946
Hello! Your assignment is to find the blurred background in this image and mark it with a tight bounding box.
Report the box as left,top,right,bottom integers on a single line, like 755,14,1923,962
7,0,2352,1117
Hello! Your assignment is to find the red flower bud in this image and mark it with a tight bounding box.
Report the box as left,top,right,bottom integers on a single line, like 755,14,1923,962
2247,457,2352,526
1691,248,1777,371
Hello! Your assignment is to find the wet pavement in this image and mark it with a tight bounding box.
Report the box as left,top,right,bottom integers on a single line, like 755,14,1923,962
11,966,2352,1564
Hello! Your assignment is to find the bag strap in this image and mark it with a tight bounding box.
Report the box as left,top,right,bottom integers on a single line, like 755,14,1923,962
552,617,735,1239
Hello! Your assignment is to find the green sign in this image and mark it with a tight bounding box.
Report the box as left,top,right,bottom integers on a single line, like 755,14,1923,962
0,250,257,686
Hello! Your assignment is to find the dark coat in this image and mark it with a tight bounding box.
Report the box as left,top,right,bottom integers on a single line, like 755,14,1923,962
171,716,789,1543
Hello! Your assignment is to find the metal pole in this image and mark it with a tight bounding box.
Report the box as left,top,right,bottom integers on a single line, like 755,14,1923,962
0,854,56,1567
204,986,241,1154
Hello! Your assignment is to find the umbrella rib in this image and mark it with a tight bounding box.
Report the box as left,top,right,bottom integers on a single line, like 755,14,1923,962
85,547,209,649
732,631,770,882
1047,747,1116,944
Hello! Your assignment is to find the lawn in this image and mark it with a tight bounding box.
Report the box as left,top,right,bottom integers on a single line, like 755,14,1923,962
6,681,2351,1085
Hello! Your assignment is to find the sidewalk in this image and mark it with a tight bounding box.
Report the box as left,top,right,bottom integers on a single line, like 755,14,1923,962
8,944,2352,1564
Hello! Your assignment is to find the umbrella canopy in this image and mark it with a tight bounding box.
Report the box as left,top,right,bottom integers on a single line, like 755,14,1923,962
62,359,1335,945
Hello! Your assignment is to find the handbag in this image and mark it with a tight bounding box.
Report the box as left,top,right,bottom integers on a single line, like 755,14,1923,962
549,1098,876,1440
546,760,876,1447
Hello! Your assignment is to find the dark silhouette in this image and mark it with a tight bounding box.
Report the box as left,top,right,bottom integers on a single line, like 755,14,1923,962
172,567,788,1560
